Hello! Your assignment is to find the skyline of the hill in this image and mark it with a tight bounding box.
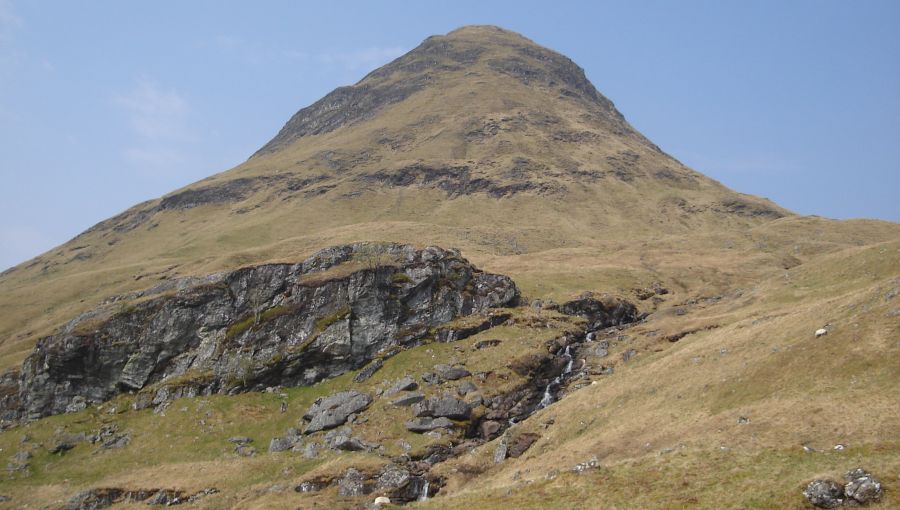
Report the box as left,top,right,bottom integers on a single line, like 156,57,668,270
1,0,899,270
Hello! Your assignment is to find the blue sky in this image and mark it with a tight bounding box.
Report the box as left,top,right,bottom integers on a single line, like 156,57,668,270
1,1,898,270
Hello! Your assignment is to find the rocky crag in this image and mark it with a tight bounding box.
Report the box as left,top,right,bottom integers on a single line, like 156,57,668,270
0,243,518,423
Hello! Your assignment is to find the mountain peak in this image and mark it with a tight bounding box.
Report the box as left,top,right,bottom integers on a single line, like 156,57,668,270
253,26,619,156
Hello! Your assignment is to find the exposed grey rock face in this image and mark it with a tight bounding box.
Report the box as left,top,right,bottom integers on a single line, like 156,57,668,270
353,359,383,383
302,390,372,433
413,396,472,420
1,243,518,422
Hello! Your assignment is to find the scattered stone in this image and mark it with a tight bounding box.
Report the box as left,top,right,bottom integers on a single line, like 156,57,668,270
66,396,88,414
573,456,600,474
507,432,540,458
65,488,124,510
843,468,882,506
556,293,640,330
421,372,442,385
803,479,844,508
591,341,609,358
338,468,372,497
391,392,425,407
815,328,828,338
405,417,454,432
392,476,430,502
377,465,411,491
324,426,377,451
833,444,846,451
457,381,478,396
235,445,257,457
374,496,392,507
14,450,32,462
385,376,418,396
737,416,750,424
101,434,130,449
295,478,328,493
480,420,502,439
0,495,8,502
413,396,471,420
494,433,509,463
303,390,372,433
49,441,76,455
621,349,637,362
302,442,321,459
228,436,252,445
434,364,471,381
474,339,502,350
269,436,297,453
147,490,183,506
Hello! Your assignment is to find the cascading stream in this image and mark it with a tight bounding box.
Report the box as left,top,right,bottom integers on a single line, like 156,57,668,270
537,345,573,409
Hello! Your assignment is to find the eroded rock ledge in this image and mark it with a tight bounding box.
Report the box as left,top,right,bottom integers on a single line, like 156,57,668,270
0,243,518,422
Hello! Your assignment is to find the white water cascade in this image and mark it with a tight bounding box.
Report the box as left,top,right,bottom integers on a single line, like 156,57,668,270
537,345,573,409
419,480,430,501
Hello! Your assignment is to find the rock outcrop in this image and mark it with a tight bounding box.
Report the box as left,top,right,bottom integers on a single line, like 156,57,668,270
1,243,518,422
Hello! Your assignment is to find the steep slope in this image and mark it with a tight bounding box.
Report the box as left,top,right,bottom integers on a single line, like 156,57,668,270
0,25,818,369
0,25,898,510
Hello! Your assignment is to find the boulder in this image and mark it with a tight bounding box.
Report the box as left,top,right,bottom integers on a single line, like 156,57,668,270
843,468,882,506
556,293,640,330
494,433,509,463
508,432,540,458
457,381,478,396
391,392,425,407
385,376,418,396
377,465,411,490
303,390,372,433
479,420,502,439
803,479,844,508
392,476,429,502
65,488,124,510
235,445,257,457
405,417,454,432
413,396,471,420
268,436,297,453
338,468,371,497
434,364,471,381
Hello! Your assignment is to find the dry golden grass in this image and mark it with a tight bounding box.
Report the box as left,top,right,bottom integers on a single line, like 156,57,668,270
0,25,898,509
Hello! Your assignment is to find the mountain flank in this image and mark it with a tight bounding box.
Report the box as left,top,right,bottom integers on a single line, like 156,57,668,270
0,25,897,509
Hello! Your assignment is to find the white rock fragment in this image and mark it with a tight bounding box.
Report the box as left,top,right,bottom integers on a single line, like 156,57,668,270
815,328,828,338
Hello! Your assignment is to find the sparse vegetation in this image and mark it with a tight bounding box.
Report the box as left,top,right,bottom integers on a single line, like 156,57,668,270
0,25,898,510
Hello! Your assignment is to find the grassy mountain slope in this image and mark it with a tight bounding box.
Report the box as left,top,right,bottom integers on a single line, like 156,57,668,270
0,25,898,509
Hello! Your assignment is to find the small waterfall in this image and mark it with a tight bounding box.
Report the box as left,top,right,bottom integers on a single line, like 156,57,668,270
586,331,595,342
562,345,573,374
538,375,560,409
537,345,575,409
419,480,430,501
